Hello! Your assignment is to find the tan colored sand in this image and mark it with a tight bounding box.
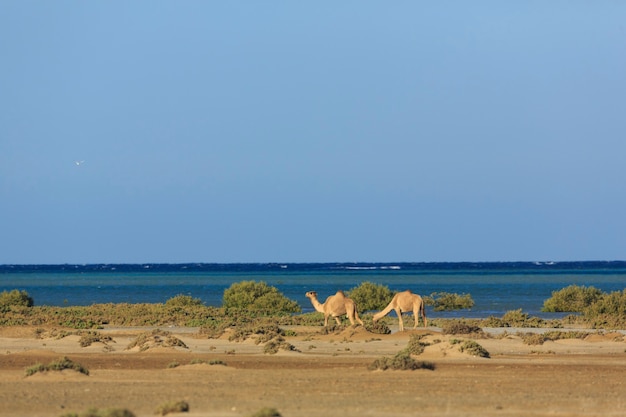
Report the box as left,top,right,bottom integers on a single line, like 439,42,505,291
0,325,625,417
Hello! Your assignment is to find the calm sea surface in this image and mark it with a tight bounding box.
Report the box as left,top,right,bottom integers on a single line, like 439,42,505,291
1,262,625,318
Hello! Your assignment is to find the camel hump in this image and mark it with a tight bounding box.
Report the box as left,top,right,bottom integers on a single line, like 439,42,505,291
336,290,345,296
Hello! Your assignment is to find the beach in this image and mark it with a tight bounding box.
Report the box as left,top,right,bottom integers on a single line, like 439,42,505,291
1,324,625,417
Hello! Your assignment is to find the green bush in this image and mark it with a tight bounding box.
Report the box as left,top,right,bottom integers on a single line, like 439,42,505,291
0,289,34,308
542,285,603,312
424,292,474,311
346,282,395,312
222,281,301,315
583,289,626,329
165,294,204,307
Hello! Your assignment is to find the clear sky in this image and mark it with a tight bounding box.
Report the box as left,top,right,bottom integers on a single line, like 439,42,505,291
1,2,625,264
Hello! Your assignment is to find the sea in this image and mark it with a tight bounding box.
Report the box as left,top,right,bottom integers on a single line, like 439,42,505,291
1,261,625,319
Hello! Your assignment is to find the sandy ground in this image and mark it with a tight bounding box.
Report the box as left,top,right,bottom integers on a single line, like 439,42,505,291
0,324,625,417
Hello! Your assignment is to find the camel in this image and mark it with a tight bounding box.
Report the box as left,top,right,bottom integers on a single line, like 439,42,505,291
372,290,427,331
305,290,364,327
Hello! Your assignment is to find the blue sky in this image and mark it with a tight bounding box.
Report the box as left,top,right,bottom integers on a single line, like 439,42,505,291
1,2,625,264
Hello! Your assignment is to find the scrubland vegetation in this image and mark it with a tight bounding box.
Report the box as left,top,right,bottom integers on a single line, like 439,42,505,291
1,282,624,331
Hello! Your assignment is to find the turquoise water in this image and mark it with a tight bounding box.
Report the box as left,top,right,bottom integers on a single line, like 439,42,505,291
1,262,625,318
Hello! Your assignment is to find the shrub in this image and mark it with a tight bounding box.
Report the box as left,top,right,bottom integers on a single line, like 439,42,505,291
520,332,547,345
441,320,484,336
346,282,395,312
542,285,603,312
223,281,301,315
0,289,34,308
25,356,89,376
458,340,490,358
155,400,189,416
424,292,474,311
365,318,391,334
583,289,626,329
126,329,187,351
78,331,114,347
405,333,430,355
368,351,435,371
165,294,204,307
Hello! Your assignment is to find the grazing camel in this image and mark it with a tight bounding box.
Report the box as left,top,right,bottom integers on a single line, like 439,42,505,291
372,290,427,331
305,290,364,327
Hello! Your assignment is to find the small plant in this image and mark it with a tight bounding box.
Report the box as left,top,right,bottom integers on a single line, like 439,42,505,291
249,408,282,417
25,356,89,376
458,340,490,358
155,400,189,416
24,363,46,376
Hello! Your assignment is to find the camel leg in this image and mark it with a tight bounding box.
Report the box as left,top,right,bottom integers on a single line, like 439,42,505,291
395,307,404,331
354,310,364,326
413,306,419,329
334,316,342,326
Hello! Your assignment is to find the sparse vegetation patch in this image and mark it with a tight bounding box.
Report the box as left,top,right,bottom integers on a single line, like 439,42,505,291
60,408,136,417
25,356,89,376
126,329,187,351
441,320,485,336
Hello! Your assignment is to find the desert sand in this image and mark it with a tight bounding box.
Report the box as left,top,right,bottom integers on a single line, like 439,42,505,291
0,324,625,417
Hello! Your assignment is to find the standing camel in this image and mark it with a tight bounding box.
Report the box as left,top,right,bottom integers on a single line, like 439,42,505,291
305,290,364,327
372,290,427,331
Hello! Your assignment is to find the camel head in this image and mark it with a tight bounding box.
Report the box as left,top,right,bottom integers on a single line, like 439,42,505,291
305,291,318,300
